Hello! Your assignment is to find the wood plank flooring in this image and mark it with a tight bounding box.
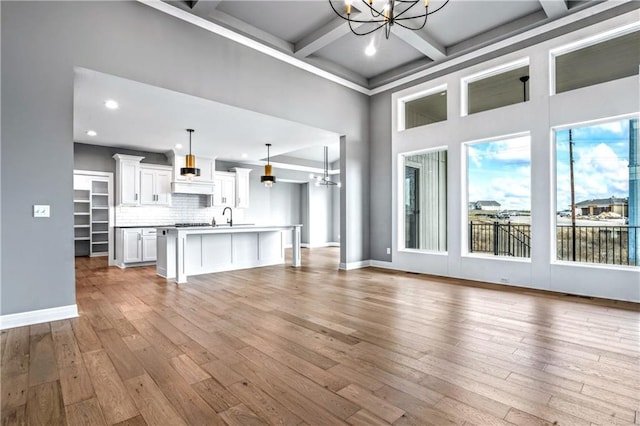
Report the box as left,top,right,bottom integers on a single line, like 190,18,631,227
2,247,639,425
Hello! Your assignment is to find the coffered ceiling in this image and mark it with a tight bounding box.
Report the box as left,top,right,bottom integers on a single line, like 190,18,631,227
166,0,596,89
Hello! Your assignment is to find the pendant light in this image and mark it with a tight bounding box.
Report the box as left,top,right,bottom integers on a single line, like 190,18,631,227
260,143,276,187
309,146,341,188
180,128,200,179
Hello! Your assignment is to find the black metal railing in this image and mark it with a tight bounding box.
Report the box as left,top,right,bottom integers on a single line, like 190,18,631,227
557,225,639,266
469,221,640,266
469,222,531,258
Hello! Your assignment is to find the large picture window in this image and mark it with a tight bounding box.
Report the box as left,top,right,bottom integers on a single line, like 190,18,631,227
466,135,531,258
401,149,447,251
555,118,638,266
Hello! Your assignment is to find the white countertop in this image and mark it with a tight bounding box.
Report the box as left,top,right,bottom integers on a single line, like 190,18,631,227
157,224,302,234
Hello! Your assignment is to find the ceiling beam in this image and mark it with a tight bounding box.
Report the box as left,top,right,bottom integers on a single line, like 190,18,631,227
390,26,447,60
294,16,366,58
208,10,294,53
190,0,221,14
539,0,569,19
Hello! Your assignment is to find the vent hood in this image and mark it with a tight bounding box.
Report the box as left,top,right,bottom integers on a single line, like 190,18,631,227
167,150,215,195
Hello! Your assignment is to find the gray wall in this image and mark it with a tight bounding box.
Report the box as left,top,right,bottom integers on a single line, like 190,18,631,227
1,1,368,316
74,143,170,174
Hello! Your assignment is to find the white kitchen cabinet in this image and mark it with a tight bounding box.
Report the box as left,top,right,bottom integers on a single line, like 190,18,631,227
117,227,157,267
230,168,251,209
140,165,172,206
213,172,236,207
113,154,143,206
122,229,143,263
142,229,157,261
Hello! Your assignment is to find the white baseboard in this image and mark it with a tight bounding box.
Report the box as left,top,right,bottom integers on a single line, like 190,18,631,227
327,242,340,247
0,304,79,330
370,260,395,269
339,260,372,270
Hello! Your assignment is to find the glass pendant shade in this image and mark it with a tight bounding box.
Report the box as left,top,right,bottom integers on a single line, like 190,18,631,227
261,144,276,187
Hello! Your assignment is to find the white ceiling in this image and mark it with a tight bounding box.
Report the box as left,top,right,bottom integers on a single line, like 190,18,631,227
73,68,340,164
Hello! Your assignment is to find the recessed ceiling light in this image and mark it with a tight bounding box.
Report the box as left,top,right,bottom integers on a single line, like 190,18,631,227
241,153,248,158
175,143,183,149
86,130,97,137
104,99,119,110
364,43,376,57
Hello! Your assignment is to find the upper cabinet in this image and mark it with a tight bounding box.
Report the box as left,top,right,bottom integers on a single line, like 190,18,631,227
231,168,251,209
113,154,171,206
113,154,143,206
213,172,236,207
140,165,172,206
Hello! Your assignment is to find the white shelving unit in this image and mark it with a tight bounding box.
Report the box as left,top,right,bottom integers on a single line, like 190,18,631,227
74,189,91,255
74,171,114,261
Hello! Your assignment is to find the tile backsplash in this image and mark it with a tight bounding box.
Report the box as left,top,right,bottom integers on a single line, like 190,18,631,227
115,194,244,226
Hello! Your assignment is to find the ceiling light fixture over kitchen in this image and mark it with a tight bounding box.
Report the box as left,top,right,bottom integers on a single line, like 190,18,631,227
180,129,201,179
310,146,341,188
104,99,119,110
330,0,449,40
260,143,276,188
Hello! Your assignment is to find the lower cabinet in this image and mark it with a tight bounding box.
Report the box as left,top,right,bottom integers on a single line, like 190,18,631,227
116,227,157,267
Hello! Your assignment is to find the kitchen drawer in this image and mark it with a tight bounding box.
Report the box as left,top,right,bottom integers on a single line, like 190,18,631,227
142,228,157,236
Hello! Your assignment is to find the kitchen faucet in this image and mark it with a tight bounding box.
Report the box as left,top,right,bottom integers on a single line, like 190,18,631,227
222,207,233,227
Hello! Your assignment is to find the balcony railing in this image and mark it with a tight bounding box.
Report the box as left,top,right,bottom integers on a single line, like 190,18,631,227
469,222,639,266
557,225,638,266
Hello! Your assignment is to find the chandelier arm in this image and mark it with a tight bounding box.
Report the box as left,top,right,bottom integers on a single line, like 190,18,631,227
359,0,384,18
394,13,428,31
395,0,449,19
348,19,389,36
392,2,422,21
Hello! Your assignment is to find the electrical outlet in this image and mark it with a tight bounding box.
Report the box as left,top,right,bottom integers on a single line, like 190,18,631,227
386,247,391,254
33,205,50,218
500,277,510,283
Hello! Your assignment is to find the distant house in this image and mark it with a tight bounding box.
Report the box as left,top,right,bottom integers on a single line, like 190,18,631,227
575,197,628,216
473,200,501,211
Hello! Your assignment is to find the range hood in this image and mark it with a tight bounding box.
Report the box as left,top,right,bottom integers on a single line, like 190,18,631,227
167,150,215,195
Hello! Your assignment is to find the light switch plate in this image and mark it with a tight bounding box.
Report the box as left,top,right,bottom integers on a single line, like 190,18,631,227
33,205,50,218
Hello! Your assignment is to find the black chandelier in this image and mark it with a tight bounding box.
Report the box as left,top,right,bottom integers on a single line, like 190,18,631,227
310,146,341,188
329,0,450,39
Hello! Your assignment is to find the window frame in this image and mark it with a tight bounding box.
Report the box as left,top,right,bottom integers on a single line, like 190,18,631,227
397,146,449,254
550,113,640,269
397,84,448,132
549,21,640,96
460,58,529,117
461,132,532,261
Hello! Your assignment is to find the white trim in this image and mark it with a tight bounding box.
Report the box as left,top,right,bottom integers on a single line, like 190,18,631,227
138,0,369,95
0,304,79,330
397,84,448,131
549,21,640,95
460,57,529,117
370,1,628,95
370,260,395,269
339,260,371,270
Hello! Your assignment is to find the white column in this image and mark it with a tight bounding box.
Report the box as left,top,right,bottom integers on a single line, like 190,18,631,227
175,231,188,284
292,226,301,267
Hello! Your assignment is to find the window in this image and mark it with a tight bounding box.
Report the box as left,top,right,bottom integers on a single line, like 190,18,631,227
401,149,447,251
401,87,447,130
466,135,531,258
555,117,638,266
461,59,529,116
468,65,530,114
554,30,640,94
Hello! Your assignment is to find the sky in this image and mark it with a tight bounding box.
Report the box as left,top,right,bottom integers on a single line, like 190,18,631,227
556,119,630,210
466,119,633,212
468,135,531,210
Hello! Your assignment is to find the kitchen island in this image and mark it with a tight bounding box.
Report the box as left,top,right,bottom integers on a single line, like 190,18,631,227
156,225,302,283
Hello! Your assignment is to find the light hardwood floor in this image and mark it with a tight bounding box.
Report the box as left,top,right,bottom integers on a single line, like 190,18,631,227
2,247,639,425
